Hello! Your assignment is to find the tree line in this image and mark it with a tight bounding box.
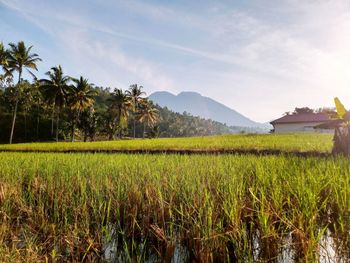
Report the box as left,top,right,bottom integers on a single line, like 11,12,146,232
0,41,232,143
283,107,337,117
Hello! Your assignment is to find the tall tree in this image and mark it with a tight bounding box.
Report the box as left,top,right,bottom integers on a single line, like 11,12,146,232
79,107,99,142
126,84,145,138
0,42,11,91
20,81,35,141
138,99,159,138
40,65,71,141
7,41,41,144
108,88,131,139
68,76,96,141
31,79,44,140
0,42,9,73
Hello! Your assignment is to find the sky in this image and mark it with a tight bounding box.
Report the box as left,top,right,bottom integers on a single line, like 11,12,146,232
1,0,350,123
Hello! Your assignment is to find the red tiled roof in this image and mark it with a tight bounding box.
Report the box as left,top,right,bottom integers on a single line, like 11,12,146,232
270,113,330,124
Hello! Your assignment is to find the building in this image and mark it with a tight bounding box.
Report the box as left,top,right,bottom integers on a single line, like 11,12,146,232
270,113,333,133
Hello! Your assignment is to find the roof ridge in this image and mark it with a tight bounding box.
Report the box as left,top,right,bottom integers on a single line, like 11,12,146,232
271,112,330,124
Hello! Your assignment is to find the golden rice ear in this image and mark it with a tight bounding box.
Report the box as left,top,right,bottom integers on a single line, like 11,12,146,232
334,97,347,119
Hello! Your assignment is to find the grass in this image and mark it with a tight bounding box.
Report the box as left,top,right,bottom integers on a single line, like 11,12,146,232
0,133,333,153
1,152,349,262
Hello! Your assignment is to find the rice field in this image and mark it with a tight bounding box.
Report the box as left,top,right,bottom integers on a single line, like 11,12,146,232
1,152,349,262
0,133,333,153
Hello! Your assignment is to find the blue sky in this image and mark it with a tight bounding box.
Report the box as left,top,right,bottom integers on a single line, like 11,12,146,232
1,0,350,122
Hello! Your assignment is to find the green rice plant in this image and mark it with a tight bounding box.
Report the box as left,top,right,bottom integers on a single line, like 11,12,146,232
0,152,349,262
0,133,333,153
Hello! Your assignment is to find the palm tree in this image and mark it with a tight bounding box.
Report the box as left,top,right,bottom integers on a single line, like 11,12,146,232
7,41,41,144
102,111,119,141
0,42,9,90
20,81,35,141
79,107,98,142
126,84,145,138
108,88,131,139
68,76,97,141
138,99,159,138
31,79,43,140
40,65,71,141
0,42,9,73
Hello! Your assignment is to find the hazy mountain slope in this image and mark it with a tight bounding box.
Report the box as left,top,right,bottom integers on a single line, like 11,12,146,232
149,91,265,128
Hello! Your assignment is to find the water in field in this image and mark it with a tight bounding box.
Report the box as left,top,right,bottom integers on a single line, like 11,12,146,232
103,225,190,262
102,228,346,263
275,231,342,263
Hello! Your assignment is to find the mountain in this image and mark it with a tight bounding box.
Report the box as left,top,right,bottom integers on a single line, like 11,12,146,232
149,91,268,129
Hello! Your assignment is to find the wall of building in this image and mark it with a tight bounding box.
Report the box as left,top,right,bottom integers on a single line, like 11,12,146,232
273,122,334,134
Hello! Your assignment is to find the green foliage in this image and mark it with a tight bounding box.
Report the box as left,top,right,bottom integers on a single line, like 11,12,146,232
40,65,71,108
0,42,9,69
7,41,42,82
1,41,42,144
154,106,232,137
0,75,233,143
126,84,146,138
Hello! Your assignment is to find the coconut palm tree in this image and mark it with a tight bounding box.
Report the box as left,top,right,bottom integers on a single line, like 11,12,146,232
7,41,41,144
40,65,71,141
126,84,145,138
0,42,10,89
138,99,159,138
68,76,97,141
0,42,9,73
108,88,131,139
79,107,98,142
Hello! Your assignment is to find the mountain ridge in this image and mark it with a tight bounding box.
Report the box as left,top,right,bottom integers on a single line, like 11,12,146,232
149,91,268,129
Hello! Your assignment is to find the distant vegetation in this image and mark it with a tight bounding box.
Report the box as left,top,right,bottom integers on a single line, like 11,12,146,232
0,41,232,144
283,106,337,116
